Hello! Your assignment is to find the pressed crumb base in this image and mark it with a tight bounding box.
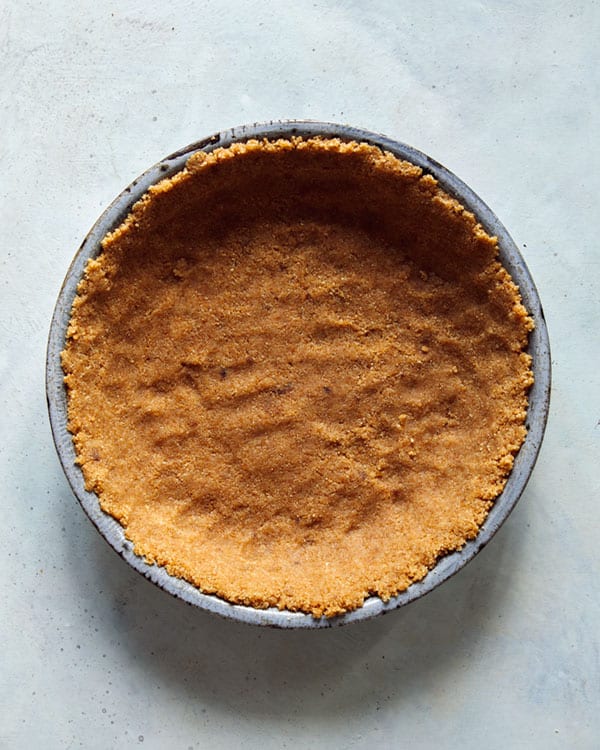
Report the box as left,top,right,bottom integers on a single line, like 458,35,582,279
62,138,534,617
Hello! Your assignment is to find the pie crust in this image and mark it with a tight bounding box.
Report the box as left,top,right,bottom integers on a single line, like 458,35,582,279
62,138,534,617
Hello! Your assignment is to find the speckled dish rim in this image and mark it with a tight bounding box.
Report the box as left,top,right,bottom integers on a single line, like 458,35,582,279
46,120,551,628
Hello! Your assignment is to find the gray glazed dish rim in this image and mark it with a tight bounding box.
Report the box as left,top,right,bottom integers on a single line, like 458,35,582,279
46,119,551,628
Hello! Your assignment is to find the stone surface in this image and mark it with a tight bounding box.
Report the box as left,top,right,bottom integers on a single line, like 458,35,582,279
1,1,598,748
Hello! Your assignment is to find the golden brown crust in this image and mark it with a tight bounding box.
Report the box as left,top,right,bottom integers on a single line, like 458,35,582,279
62,137,533,617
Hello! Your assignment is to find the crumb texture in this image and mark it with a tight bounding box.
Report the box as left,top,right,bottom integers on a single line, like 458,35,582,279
62,137,534,617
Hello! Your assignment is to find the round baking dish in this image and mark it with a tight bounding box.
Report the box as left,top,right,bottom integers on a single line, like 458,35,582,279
46,120,551,628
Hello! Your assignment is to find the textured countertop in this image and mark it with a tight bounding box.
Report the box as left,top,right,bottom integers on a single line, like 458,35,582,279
1,2,598,748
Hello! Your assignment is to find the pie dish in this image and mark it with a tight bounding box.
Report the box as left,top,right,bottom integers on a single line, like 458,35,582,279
47,121,551,627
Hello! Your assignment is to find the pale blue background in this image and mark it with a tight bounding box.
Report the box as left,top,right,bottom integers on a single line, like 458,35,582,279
1,1,598,748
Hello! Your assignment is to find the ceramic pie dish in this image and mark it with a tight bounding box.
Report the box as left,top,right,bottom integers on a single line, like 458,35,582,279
46,120,551,627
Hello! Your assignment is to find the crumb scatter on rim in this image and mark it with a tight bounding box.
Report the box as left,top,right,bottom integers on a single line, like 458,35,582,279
61,137,534,618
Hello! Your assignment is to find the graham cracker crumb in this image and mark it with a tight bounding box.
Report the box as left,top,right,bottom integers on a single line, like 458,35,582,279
62,137,533,617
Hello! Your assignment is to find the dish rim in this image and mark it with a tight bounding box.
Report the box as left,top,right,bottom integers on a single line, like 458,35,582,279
46,119,551,628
